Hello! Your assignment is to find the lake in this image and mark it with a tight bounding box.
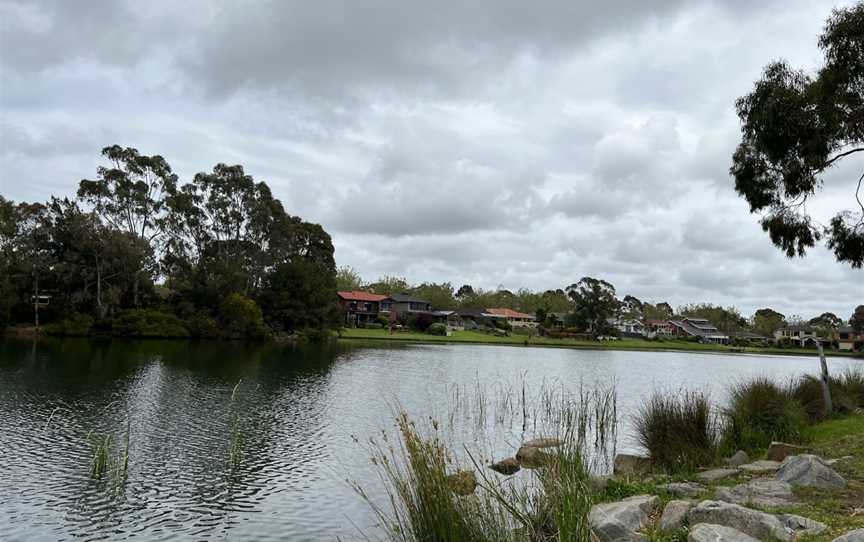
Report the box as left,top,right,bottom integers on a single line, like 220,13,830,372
0,338,860,541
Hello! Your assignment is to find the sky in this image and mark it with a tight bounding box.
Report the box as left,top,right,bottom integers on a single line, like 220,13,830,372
0,0,861,320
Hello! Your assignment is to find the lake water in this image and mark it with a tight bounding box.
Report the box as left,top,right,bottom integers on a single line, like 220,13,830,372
0,338,860,541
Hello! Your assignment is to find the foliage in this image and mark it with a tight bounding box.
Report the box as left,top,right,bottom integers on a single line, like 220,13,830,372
46,313,95,336
633,391,720,472
409,282,457,310
367,275,410,295
219,293,268,339
566,277,618,334
427,322,447,336
335,265,364,291
405,312,434,332
111,309,190,338
730,3,864,267
753,307,786,337
678,303,747,332
722,377,808,452
851,305,864,333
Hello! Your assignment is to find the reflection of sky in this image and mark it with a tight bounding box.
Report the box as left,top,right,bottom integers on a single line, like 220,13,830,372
0,340,861,541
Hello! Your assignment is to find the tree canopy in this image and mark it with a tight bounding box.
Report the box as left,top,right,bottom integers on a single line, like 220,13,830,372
731,3,864,268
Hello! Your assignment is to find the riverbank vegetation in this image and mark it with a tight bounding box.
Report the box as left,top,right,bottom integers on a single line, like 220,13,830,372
359,370,864,541
0,145,340,339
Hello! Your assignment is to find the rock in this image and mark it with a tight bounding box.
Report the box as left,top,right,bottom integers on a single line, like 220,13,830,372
659,500,692,531
445,470,477,496
725,450,750,467
489,457,520,475
516,445,553,469
687,500,791,541
589,495,659,542
832,529,864,542
659,481,707,498
697,468,739,482
688,523,759,542
775,454,847,489
522,437,563,448
737,460,781,474
591,475,612,490
767,441,808,462
779,513,827,536
715,479,798,508
613,453,651,475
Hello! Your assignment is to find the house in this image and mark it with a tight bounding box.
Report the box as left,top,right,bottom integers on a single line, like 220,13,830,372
387,293,433,315
606,317,645,337
774,325,820,347
485,308,538,328
728,330,770,346
433,310,464,330
337,291,390,326
668,318,729,344
646,319,675,336
837,326,863,352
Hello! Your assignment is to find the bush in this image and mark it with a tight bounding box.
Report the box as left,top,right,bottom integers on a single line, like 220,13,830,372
111,309,190,338
188,314,220,339
43,312,95,336
405,312,434,332
634,391,719,472
836,367,864,409
219,293,268,339
492,319,512,331
722,377,807,452
427,323,447,336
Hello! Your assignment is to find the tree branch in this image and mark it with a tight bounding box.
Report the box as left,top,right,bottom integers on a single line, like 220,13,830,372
822,147,864,169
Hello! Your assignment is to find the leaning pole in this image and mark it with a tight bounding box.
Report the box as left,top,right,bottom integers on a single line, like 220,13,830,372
816,340,833,416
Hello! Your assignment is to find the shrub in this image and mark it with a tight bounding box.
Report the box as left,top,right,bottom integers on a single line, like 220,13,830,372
836,367,864,409
492,319,512,331
44,312,95,336
722,377,807,452
634,391,720,472
405,312,434,332
188,314,220,339
219,293,268,339
111,309,190,338
427,323,447,336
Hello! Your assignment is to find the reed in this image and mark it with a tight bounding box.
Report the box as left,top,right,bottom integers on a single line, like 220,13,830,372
228,379,244,470
722,376,807,452
87,419,130,486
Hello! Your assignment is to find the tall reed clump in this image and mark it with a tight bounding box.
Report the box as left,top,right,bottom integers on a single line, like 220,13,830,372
88,419,130,487
354,382,617,542
792,367,864,421
722,377,807,452
633,390,719,472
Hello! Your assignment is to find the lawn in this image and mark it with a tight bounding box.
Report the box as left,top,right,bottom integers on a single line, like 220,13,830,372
338,327,861,358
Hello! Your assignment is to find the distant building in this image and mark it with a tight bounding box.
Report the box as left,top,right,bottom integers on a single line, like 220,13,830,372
387,293,433,315
337,291,390,326
836,326,863,352
485,308,538,328
774,325,820,347
646,319,675,336
728,330,770,346
668,318,729,344
606,317,646,337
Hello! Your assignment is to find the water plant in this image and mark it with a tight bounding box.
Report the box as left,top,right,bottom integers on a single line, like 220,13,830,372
228,379,244,470
87,419,130,486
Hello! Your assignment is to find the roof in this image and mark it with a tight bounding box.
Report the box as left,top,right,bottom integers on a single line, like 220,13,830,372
337,291,389,302
389,293,431,304
486,308,535,319
670,319,728,339
729,331,768,340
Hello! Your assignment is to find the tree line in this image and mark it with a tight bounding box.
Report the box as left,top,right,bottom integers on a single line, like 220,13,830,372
337,266,864,337
0,145,339,338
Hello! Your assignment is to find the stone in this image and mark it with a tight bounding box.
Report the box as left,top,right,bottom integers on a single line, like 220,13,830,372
589,495,659,542
767,441,808,462
775,454,847,489
522,437,563,448
489,457,520,475
445,470,477,496
724,450,750,467
737,460,781,474
687,500,791,541
659,500,692,532
659,481,707,498
516,445,553,469
613,453,652,475
688,523,759,542
832,529,864,542
697,468,739,482
779,513,827,536
715,479,798,508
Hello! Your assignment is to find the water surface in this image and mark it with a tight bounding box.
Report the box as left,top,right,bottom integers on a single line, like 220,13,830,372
0,338,859,541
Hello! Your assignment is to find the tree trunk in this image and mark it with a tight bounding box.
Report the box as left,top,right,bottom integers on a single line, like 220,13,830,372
96,259,105,320
133,270,140,309
33,272,39,328
817,341,833,416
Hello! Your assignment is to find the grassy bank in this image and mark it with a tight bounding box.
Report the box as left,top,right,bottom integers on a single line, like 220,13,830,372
339,327,862,358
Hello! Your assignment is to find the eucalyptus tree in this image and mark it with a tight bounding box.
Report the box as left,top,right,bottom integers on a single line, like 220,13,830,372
731,3,864,268
566,277,619,334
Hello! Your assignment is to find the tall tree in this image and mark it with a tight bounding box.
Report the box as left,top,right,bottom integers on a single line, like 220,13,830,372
566,277,618,334
78,145,177,305
851,305,864,333
731,3,864,267
753,307,787,337
335,265,364,291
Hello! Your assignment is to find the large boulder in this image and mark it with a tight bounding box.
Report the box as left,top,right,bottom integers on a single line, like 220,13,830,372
779,513,827,536
614,453,651,475
589,495,659,542
775,454,847,489
832,529,864,542
516,446,553,469
522,437,563,448
737,460,781,474
688,500,791,541
697,468,739,482
767,442,808,462
488,457,520,475
688,523,759,542
659,481,707,498
715,479,798,508
659,500,692,532
724,450,750,467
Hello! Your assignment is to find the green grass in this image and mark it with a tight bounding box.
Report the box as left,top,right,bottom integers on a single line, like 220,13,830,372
338,328,861,357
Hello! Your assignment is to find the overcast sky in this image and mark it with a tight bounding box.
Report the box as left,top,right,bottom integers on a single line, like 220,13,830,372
1,0,861,319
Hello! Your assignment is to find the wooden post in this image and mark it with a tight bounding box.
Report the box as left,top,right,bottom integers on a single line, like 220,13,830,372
817,341,832,416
